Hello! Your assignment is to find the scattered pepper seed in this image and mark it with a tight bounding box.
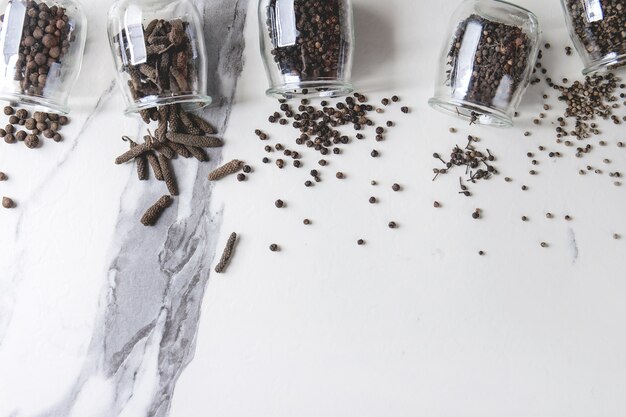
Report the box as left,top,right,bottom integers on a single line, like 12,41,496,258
370,150,379,158
388,221,397,229
540,242,548,248
401,106,409,113
275,199,284,208
303,219,311,225
336,171,345,179
369,196,377,204
392,183,401,191
433,201,441,208
2,196,15,209
357,239,365,246
269,244,279,252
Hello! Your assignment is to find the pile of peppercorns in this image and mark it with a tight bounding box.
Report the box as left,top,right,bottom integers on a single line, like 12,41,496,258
446,14,533,110
563,0,626,66
253,92,411,251
266,0,349,83
7,0,75,96
257,93,409,189
0,105,68,148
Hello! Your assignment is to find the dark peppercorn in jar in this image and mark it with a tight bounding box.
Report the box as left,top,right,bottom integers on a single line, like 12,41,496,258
0,0,87,114
259,0,354,99
429,0,540,127
560,0,626,74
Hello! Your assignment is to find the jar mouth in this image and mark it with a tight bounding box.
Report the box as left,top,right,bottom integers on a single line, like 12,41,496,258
583,52,626,76
0,92,69,115
266,80,354,99
124,94,212,116
484,0,538,20
428,97,513,128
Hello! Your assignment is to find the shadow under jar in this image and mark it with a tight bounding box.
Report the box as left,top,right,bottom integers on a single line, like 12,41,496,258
429,0,540,128
561,0,626,75
107,0,211,116
0,0,87,114
259,0,354,99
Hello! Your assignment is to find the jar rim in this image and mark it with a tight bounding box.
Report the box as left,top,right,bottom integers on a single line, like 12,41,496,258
483,0,539,21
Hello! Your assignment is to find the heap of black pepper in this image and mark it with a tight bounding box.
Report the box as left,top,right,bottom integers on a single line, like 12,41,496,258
266,0,349,85
446,15,533,110
563,0,626,68
252,92,411,251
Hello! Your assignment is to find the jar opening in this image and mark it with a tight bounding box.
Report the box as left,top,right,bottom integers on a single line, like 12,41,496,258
428,97,513,128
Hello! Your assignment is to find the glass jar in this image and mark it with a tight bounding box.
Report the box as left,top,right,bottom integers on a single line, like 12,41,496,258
560,0,626,74
0,0,87,114
429,0,540,127
107,0,211,115
258,0,355,99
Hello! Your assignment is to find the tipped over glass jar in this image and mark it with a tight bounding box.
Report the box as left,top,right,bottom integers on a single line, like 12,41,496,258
107,0,211,115
259,0,355,99
560,0,626,74
0,0,87,114
429,0,540,127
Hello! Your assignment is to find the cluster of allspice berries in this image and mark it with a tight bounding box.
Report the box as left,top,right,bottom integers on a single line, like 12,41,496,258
7,0,74,96
0,105,69,148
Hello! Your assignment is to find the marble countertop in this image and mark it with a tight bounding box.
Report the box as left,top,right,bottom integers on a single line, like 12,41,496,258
1,0,626,416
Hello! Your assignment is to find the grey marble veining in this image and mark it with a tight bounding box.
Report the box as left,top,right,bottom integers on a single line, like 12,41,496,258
34,1,250,416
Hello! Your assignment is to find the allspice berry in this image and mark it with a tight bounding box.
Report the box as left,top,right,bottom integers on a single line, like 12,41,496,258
2,197,15,209
24,118,36,130
3,106,14,115
34,52,47,66
33,112,47,123
25,134,39,148
0,172,7,181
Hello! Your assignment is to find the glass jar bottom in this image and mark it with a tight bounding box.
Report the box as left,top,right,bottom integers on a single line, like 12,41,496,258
428,97,513,128
0,92,69,115
266,80,353,99
583,52,626,76
125,94,212,116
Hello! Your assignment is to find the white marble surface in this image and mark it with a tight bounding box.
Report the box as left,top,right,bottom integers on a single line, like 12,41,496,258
1,0,626,416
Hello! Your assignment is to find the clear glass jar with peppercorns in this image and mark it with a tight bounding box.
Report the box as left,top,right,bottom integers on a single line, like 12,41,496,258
429,0,540,127
259,0,355,99
0,0,87,114
107,0,211,116
560,0,626,75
